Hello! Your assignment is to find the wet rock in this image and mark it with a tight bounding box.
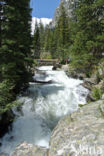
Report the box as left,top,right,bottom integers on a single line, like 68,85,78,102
86,93,96,102
94,80,104,90
52,66,57,70
0,110,14,138
53,63,61,70
77,73,86,80
82,83,92,90
82,77,98,91
84,77,98,85
49,100,104,156
67,66,87,80
12,142,48,156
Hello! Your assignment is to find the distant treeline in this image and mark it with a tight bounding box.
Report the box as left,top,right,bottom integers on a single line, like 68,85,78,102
33,0,104,73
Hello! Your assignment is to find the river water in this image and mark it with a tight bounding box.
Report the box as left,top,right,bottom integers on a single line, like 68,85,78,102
0,66,88,155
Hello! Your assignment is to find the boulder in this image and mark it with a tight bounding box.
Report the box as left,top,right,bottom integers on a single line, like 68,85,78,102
12,100,104,156
86,92,96,102
67,65,87,79
11,142,48,156
94,80,104,90
49,100,104,156
77,73,86,80
52,66,57,70
84,77,98,85
82,77,98,90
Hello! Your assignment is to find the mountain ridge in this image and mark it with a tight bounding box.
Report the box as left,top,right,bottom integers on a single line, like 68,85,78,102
52,0,78,26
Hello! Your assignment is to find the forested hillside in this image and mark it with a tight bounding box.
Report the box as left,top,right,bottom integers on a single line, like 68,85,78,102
33,0,104,74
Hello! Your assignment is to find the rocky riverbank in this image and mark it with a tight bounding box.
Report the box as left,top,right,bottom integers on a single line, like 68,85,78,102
11,99,104,156
2,64,104,156
49,100,104,156
65,63,104,103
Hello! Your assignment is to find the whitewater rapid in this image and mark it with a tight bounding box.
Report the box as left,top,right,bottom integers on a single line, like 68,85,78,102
0,66,89,155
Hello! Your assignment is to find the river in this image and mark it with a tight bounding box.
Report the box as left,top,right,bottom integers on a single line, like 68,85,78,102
0,66,88,155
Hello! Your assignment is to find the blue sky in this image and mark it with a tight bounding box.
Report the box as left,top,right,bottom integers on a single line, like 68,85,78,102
30,0,60,18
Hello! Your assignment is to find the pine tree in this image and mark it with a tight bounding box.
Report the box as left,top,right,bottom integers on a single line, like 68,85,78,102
43,25,51,52
71,0,104,73
33,21,41,59
57,2,69,47
39,20,45,53
49,28,58,58
56,2,70,60
0,0,32,113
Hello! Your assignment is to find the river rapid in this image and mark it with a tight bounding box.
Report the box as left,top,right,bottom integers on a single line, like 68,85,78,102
0,66,88,155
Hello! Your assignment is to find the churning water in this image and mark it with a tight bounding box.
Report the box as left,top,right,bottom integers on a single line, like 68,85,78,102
0,66,88,155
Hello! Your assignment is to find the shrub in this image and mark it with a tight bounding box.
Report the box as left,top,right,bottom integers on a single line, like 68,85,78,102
91,87,102,101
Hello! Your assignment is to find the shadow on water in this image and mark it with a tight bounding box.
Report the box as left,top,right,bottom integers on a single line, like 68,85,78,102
22,84,65,130
28,83,65,98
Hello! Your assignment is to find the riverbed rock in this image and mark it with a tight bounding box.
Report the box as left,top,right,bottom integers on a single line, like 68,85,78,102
82,77,98,91
0,110,14,138
49,100,104,156
11,142,48,156
67,65,86,79
94,80,104,90
52,66,57,70
86,92,96,102
84,77,98,85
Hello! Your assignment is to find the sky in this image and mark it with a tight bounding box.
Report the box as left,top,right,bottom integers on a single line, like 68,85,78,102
30,0,60,18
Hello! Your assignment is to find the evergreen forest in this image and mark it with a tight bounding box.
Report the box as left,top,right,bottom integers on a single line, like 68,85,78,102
33,0,104,73
0,0,104,136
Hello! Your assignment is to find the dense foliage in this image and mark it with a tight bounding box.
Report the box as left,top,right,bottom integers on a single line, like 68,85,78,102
0,0,32,114
33,0,104,73
71,0,104,73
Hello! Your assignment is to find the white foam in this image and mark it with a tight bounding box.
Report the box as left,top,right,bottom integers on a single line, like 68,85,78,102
0,66,89,155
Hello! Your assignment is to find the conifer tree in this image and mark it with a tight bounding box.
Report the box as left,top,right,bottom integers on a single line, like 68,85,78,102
43,25,50,51
56,2,70,60
57,2,69,47
49,29,58,58
33,21,41,59
0,0,32,113
71,0,104,72
39,21,45,53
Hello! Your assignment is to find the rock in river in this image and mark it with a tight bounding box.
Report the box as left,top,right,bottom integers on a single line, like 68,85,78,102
12,142,48,156
12,100,104,156
49,100,104,156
